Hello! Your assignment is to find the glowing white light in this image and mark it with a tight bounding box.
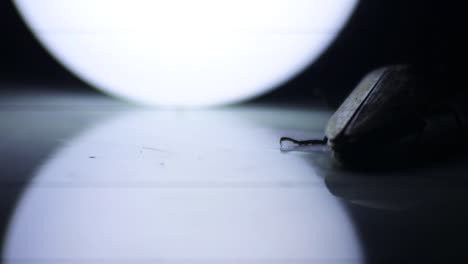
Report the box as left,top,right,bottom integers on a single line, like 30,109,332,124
14,0,357,106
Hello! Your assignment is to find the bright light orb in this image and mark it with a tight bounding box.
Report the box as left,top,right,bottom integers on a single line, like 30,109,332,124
14,0,357,106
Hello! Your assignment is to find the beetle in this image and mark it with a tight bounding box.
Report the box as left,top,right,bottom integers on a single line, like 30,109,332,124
281,65,468,169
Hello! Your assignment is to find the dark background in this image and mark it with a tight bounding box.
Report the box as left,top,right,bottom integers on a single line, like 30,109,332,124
0,1,464,106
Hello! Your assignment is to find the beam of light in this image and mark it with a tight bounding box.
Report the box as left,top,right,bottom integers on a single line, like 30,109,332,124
14,0,357,106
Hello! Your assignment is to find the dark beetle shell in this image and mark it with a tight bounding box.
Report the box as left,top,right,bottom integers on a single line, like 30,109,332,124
325,67,388,142
325,65,466,168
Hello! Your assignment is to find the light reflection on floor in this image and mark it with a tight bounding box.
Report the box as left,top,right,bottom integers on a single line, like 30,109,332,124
2,107,363,263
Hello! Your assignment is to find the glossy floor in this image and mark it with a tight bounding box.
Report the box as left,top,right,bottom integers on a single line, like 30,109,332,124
1,91,468,263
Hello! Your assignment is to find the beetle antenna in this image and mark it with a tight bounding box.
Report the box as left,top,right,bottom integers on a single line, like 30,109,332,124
280,136,327,151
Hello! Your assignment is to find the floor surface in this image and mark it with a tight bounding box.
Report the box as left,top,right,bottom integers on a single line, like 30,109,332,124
1,91,468,263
